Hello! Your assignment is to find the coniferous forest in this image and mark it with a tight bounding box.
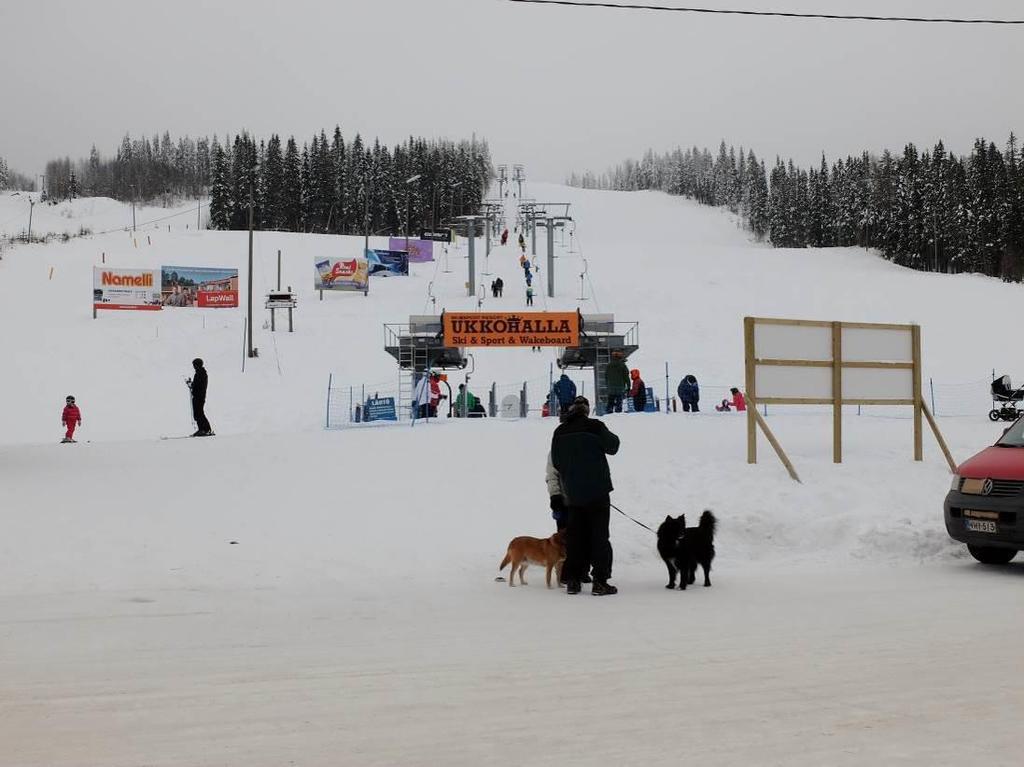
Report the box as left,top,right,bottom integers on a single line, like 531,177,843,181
40,129,492,237
569,135,1024,281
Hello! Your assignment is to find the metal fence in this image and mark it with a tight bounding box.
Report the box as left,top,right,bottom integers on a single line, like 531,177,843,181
326,370,1004,430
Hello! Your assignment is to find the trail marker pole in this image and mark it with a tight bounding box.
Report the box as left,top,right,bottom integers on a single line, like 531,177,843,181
665,362,670,415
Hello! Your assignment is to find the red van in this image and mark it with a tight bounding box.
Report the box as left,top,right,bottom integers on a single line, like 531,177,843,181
944,422,1024,564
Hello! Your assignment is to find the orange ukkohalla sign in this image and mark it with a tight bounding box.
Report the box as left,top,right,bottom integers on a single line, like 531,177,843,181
443,312,580,347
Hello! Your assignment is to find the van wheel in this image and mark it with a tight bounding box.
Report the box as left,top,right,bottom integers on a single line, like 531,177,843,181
967,545,1018,565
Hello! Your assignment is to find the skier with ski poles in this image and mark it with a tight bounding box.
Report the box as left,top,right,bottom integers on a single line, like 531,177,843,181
187,358,214,436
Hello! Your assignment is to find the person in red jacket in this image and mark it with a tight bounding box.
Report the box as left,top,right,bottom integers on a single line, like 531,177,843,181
61,395,82,443
629,369,647,413
428,372,447,418
716,387,747,412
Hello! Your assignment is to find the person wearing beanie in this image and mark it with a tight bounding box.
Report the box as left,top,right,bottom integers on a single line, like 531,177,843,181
188,358,213,436
550,396,621,596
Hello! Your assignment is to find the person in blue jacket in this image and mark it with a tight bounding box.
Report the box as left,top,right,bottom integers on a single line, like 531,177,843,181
677,374,700,412
552,373,577,418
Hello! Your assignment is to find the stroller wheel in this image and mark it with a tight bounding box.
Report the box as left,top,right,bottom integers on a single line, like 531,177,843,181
989,409,1002,422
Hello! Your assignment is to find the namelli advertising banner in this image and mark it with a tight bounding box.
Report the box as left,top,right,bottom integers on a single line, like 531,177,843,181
315,257,370,292
93,268,163,311
161,266,239,308
387,237,434,263
443,312,580,347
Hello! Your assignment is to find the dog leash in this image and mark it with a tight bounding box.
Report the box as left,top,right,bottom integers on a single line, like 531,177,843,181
610,503,656,534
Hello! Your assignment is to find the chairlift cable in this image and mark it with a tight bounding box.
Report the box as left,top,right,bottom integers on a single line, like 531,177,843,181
505,0,1024,25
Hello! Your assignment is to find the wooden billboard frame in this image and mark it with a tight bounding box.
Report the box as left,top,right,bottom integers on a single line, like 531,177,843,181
744,317,955,482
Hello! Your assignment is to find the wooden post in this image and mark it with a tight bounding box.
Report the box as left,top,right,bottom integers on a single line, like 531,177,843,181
911,324,923,461
832,321,842,463
744,317,757,464
753,407,801,483
921,402,957,473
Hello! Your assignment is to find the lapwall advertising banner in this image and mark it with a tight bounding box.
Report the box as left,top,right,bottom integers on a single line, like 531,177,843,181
161,266,239,308
387,237,434,263
366,249,409,276
315,257,370,292
93,268,163,311
443,312,580,347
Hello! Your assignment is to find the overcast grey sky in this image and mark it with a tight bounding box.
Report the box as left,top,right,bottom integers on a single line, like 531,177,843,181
2,0,1022,181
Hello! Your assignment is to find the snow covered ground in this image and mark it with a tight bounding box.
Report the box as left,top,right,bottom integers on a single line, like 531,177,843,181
2,183,1023,765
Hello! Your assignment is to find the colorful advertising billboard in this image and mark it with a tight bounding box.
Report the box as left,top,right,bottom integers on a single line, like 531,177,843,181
388,237,434,263
93,268,163,311
161,266,239,308
315,257,370,292
366,249,410,277
443,312,580,347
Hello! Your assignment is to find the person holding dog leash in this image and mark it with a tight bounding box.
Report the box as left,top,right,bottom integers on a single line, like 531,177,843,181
551,395,621,596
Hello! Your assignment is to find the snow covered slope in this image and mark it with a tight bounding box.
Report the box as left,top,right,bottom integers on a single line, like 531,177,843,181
2,183,1023,766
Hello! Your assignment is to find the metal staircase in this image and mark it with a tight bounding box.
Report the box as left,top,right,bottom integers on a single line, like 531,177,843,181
594,345,611,415
397,338,430,419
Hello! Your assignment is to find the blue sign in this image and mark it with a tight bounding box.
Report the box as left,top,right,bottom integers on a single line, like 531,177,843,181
626,387,658,413
364,396,397,422
366,249,410,277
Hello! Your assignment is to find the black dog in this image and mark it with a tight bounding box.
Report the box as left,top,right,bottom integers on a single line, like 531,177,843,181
656,510,717,590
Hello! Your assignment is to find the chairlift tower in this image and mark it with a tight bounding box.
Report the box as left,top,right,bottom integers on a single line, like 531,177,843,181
512,164,525,199
497,165,508,198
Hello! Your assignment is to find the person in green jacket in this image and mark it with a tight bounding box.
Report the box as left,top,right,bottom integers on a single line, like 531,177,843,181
455,384,486,417
604,350,630,413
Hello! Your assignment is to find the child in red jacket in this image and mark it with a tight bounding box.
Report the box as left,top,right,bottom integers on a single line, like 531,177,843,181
716,387,747,412
61,395,82,443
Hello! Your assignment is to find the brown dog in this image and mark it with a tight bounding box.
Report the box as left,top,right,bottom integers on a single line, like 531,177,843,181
498,531,566,588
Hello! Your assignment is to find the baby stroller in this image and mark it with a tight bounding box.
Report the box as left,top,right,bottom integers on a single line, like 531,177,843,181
989,375,1024,422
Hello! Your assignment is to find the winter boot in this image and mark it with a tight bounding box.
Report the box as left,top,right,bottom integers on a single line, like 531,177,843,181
566,581,582,595
591,581,618,596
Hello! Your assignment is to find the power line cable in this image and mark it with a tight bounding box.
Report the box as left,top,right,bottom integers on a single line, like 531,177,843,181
505,0,1024,24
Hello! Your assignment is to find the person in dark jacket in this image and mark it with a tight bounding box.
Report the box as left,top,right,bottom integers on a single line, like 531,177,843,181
552,373,577,417
551,396,621,596
495,276,504,297
604,351,630,413
677,374,700,413
188,358,213,436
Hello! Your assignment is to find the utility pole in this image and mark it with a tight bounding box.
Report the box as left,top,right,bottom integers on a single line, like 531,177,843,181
467,218,476,297
197,197,201,230
405,174,421,252
132,200,136,232
547,217,555,298
247,182,255,358
27,199,35,241
363,176,374,256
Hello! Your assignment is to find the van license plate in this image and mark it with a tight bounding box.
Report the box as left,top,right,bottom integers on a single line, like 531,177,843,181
965,519,997,533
